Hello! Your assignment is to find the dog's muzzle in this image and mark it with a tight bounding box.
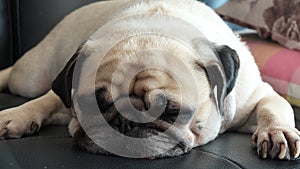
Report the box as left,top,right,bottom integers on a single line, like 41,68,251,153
73,92,194,158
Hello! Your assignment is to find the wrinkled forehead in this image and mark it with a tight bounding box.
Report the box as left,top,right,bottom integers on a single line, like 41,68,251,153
71,36,221,95
87,12,220,61
191,38,219,63
71,12,223,95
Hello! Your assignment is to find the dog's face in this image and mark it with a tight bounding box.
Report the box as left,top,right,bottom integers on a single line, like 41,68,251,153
52,35,239,158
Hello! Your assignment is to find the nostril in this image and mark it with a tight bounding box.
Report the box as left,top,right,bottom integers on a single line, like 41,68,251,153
109,114,136,134
161,114,178,123
153,93,168,108
159,108,179,123
144,90,168,110
159,105,194,125
129,95,146,111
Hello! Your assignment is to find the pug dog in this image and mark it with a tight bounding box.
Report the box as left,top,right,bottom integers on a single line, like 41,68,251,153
0,0,299,160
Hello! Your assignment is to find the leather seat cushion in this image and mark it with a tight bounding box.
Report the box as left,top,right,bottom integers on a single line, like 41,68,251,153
1,93,300,168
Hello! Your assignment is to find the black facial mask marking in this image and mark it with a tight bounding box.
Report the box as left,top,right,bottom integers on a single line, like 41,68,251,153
52,42,87,108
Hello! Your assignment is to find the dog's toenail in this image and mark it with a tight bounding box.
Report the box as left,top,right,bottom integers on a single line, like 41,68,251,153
30,122,39,133
5,120,11,125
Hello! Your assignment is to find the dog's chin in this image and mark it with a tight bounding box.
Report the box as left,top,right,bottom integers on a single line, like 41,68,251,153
73,126,192,159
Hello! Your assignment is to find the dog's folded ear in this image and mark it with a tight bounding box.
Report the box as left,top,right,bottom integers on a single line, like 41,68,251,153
204,45,240,115
215,45,240,95
52,45,84,108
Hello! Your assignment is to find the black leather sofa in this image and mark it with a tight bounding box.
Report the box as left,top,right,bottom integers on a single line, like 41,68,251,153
1,0,300,168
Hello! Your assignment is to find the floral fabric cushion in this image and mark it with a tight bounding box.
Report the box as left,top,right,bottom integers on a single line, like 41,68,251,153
217,0,300,51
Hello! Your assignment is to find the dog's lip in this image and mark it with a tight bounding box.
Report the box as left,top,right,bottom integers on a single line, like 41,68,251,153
74,122,192,159
74,98,193,158
79,99,193,146
150,119,192,150
86,115,190,144
106,113,191,146
148,120,188,141
75,95,193,157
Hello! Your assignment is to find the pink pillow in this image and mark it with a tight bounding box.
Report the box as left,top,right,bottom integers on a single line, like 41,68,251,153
242,33,300,107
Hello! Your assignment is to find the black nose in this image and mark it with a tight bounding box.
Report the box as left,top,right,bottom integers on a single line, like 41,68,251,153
92,88,194,134
105,96,161,137
105,99,194,136
110,114,135,134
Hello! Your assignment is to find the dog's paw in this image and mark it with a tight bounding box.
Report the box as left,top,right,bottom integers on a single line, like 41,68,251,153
252,126,300,160
0,108,41,139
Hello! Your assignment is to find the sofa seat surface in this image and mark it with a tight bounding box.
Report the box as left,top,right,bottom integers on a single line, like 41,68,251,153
1,93,300,169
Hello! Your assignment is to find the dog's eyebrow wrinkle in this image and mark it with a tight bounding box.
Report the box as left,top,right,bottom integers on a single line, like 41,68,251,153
195,120,202,124
193,60,205,71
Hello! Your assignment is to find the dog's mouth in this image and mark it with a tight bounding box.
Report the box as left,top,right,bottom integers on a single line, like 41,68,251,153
73,122,192,159
73,94,193,158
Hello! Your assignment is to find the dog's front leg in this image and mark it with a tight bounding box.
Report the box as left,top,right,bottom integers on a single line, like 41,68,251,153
0,90,71,139
251,83,300,160
0,67,12,92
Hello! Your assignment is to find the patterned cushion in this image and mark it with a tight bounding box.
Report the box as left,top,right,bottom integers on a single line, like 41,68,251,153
217,0,300,51
242,33,300,107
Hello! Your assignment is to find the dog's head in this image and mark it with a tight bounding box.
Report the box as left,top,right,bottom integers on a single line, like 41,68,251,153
52,35,239,158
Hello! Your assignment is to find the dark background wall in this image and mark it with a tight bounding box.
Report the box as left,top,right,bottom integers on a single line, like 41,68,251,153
0,0,231,70
0,0,12,69
0,0,102,70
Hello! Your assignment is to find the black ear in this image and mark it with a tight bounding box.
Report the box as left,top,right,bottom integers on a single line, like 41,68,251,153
204,45,240,115
52,46,83,108
215,45,240,95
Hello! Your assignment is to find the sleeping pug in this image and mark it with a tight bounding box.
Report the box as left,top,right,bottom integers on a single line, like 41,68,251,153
0,0,299,160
